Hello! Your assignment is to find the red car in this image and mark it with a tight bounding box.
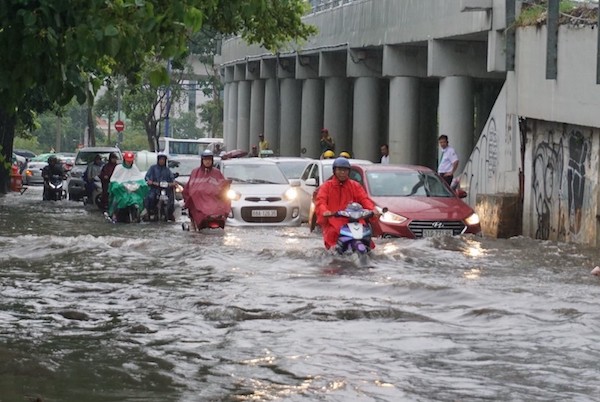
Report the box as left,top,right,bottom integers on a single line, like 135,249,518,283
351,164,481,238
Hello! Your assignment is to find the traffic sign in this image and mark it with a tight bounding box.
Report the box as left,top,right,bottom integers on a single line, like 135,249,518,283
115,120,125,132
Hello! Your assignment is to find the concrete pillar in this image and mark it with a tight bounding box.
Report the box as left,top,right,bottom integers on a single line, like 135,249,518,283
236,80,251,152
352,77,381,162
323,77,350,155
226,82,238,152
301,79,324,158
438,76,473,172
389,76,420,164
279,78,302,156
223,83,230,150
250,79,265,149
264,78,279,154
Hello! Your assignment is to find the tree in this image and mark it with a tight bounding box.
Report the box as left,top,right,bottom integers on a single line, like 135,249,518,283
0,0,316,193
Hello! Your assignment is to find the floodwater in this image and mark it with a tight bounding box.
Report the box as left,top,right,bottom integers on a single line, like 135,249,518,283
1,187,600,402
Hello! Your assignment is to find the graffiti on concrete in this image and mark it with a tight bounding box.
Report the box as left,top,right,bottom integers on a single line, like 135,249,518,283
487,118,498,179
566,129,590,234
531,128,591,240
532,136,563,240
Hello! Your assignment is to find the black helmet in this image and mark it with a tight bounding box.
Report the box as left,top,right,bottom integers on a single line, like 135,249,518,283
332,157,351,169
48,155,58,164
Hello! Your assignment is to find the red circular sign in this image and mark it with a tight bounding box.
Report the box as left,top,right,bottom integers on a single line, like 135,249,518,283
114,120,125,132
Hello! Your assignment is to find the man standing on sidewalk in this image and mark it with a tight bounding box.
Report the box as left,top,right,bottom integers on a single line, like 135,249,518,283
437,134,459,186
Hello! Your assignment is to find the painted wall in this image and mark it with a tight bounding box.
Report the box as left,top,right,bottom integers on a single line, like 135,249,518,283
458,84,521,207
522,121,599,245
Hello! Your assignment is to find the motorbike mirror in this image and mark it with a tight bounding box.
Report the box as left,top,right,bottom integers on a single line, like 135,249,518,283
382,207,389,213
173,172,180,178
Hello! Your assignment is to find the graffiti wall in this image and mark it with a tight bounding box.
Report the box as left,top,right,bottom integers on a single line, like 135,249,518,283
523,120,599,245
459,84,521,207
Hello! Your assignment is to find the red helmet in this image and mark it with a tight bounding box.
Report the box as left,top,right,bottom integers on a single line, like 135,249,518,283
123,151,135,163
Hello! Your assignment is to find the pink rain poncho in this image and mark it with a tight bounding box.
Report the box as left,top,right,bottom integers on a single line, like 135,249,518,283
182,166,231,227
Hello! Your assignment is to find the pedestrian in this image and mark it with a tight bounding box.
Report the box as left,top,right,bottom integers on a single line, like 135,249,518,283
380,144,389,164
84,154,104,204
320,128,335,154
250,145,258,157
99,152,119,211
339,151,351,159
437,134,459,186
258,133,270,151
321,150,335,160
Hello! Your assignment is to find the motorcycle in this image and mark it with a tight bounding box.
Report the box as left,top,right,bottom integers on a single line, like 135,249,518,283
108,181,148,223
147,181,172,222
43,174,66,201
332,202,379,263
86,176,104,210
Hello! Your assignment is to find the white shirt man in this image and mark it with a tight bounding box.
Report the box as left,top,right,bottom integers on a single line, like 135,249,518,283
437,135,459,185
380,144,389,164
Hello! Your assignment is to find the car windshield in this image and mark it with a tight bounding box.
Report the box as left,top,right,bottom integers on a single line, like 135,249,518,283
366,171,454,197
169,159,200,176
223,163,288,184
275,161,309,179
75,151,114,165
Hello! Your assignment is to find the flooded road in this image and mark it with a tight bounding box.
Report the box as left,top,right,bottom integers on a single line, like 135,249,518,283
1,187,600,402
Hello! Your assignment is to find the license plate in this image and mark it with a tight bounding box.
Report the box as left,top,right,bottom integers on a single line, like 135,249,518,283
422,229,453,237
251,209,277,217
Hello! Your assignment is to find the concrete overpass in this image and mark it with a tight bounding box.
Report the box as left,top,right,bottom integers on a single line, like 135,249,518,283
219,0,600,246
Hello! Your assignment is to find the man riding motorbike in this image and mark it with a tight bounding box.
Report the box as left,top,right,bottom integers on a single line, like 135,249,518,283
108,151,148,223
315,157,379,250
144,152,176,221
182,150,231,231
41,155,66,200
99,152,119,211
84,154,104,205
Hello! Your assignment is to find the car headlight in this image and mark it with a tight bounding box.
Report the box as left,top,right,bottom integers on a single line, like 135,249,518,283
376,206,408,224
25,170,33,176
465,213,480,226
284,187,297,201
227,189,241,201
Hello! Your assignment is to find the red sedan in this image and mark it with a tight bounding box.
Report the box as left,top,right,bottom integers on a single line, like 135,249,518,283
348,164,480,238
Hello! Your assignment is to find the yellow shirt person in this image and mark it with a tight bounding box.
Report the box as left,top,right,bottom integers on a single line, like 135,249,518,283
258,134,270,151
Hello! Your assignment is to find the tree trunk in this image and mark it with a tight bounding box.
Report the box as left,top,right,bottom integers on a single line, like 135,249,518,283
0,106,16,194
87,104,96,146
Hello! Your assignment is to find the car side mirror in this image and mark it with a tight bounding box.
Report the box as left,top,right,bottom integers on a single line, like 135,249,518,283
289,179,301,187
456,189,467,198
305,178,317,187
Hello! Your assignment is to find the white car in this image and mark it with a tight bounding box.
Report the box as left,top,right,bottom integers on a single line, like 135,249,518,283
297,158,374,222
270,156,313,182
221,158,301,226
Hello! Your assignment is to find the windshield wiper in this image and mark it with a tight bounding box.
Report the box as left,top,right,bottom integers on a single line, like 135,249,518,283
228,177,247,183
246,179,278,184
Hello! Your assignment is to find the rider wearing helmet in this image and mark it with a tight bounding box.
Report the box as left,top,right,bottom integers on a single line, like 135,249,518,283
182,149,229,231
200,149,215,171
41,155,65,200
322,150,335,159
315,158,378,250
122,151,135,167
339,151,351,159
144,152,176,221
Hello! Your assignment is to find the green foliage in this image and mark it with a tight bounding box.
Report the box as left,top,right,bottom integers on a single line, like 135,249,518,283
517,1,582,26
171,112,203,138
12,137,42,154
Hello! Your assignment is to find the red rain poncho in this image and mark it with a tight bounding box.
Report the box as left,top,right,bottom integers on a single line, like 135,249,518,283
182,166,231,227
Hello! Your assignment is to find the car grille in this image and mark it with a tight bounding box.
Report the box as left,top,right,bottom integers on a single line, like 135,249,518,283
245,197,282,202
408,220,466,238
241,207,287,223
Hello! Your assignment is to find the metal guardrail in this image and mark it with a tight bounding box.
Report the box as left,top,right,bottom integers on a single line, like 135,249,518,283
308,0,357,14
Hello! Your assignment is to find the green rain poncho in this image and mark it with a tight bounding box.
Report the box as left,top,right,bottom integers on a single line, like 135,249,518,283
108,162,149,216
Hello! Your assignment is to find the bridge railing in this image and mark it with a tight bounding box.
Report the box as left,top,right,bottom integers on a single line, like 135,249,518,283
308,0,357,14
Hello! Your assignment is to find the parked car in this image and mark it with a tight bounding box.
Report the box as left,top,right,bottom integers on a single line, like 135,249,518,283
220,158,301,226
271,157,313,182
297,158,373,222
340,164,481,238
13,149,37,160
67,147,122,201
22,160,48,185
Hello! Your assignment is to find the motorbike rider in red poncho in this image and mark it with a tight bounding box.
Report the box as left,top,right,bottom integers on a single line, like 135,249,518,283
315,158,379,250
182,150,231,231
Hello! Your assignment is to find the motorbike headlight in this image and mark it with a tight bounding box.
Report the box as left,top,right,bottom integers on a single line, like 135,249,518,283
174,183,184,193
284,187,297,201
465,212,480,226
227,189,241,201
376,206,408,224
